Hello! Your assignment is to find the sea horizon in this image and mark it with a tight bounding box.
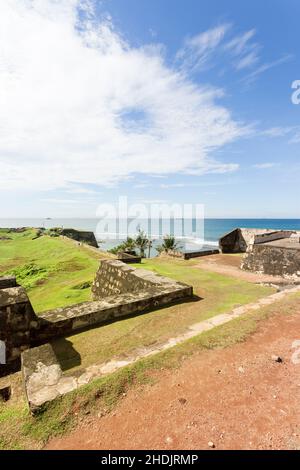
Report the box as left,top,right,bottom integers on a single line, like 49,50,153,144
1,218,300,255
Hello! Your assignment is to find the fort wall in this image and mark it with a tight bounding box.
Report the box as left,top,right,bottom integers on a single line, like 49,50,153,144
242,243,300,278
0,261,193,376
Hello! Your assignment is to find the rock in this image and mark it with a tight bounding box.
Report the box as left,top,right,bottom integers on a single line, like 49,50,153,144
238,366,245,373
178,398,187,405
271,355,283,363
208,441,215,448
165,436,173,444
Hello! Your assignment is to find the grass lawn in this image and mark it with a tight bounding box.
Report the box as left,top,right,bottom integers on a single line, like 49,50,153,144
52,257,274,372
0,230,274,372
0,228,110,312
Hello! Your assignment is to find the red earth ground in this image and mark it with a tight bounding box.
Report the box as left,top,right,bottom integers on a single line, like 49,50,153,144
47,304,300,450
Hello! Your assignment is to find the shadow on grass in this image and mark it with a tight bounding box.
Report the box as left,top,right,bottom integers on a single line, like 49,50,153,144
58,293,203,341
48,294,203,374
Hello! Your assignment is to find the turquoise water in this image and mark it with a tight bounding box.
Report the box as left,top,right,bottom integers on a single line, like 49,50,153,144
1,218,299,252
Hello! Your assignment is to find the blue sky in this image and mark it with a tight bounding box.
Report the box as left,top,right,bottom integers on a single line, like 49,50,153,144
0,0,299,218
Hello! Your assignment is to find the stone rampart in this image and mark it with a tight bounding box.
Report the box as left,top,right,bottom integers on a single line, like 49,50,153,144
0,262,193,376
0,284,38,373
219,228,297,253
242,243,300,278
91,260,192,299
61,228,98,248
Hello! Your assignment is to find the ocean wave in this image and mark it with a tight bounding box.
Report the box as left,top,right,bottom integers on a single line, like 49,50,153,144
96,233,219,247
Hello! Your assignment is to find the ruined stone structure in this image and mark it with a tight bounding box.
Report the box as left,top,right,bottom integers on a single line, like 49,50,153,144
219,228,300,278
0,281,37,374
0,260,193,408
166,248,220,260
91,260,192,299
117,252,142,263
61,228,98,248
22,343,78,414
242,237,300,278
0,276,17,289
219,228,295,253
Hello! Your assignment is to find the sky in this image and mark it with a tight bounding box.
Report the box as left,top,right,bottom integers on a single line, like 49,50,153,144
0,0,299,218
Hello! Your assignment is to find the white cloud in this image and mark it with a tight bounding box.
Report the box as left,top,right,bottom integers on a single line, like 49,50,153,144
177,24,290,84
262,126,294,137
176,24,231,71
243,55,292,84
133,183,151,189
160,180,235,189
289,132,300,144
0,1,246,192
225,29,256,55
41,198,81,204
225,29,260,70
235,51,259,70
253,163,278,169
160,183,186,189
261,126,300,142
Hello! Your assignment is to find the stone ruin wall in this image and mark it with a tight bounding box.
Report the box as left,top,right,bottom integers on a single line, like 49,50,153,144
253,230,296,245
0,260,193,377
21,261,193,413
219,228,254,253
0,280,38,374
91,260,195,299
219,228,296,253
61,228,98,248
242,244,300,278
91,260,156,298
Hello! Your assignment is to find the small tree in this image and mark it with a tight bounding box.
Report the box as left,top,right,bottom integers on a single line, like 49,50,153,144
108,237,136,255
135,230,149,258
156,235,180,254
122,237,136,253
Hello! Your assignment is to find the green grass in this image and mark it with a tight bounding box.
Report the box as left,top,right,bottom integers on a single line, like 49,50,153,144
1,291,299,450
52,257,274,372
0,228,111,312
0,229,274,370
0,229,282,449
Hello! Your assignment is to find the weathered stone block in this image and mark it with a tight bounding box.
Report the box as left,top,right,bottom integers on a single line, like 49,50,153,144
242,242,300,278
219,228,297,253
0,286,38,372
0,276,17,289
91,260,193,300
22,343,77,413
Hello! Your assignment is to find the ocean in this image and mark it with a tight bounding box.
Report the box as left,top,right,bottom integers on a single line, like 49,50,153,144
1,218,299,256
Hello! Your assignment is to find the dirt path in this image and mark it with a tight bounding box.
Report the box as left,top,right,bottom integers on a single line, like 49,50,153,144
196,254,294,285
47,301,300,450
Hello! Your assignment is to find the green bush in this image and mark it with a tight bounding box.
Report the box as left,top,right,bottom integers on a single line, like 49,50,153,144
7,263,50,289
